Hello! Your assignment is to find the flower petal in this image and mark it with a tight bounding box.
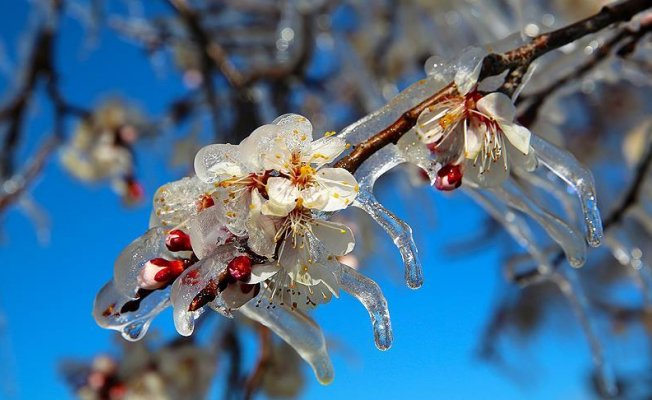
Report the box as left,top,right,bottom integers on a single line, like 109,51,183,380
194,144,246,184
263,177,300,217
464,120,483,159
273,113,313,154
246,190,279,257
498,120,531,155
311,168,359,212
152,177,212,230
476,92,516,122
261,138,293,172
239,124,280,170
311,220,355,256
249,263,282,283
303,136,346,167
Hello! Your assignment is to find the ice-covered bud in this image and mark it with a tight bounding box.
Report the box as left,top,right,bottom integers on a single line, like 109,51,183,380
197,194,214,211
434,164,463,191
227,256,253,282
137,258,185,290
165,229,192,252
125,177,144,202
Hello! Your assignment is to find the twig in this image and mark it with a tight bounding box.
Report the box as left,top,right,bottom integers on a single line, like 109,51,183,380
517,20,652,126
334,0,652,174
242,324,272,400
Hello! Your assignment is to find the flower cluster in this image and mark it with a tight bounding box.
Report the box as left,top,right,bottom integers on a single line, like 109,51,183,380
94,114,391,384
61,100,147,204
415,59,533,190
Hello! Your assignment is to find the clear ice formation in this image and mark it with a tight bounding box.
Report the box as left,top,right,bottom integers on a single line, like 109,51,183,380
339,263,393,350
93,280,170,342
239,296,335,385
530,135,603,248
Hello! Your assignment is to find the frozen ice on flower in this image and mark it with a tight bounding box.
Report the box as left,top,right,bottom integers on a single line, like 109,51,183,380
95,113,393,384
416,56,533,188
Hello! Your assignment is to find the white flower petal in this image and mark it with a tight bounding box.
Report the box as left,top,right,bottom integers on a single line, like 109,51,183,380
246,191,279,258
152,177,212,230
194,144,245,183
263,177,300,217
261,138,293,172
311,168,359,212
476,92,516,122
464,120,483,159
273,113,313,154
239,124,280,170
303,136,346,167
311,220,355,256
249,263,282,283
498,120,531,155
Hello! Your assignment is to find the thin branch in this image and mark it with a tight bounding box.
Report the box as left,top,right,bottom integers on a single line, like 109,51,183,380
334,0,652,174
517,20,652,126
242,324,272,400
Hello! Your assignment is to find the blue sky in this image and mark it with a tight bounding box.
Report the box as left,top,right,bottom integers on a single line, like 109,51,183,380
0,2,597,399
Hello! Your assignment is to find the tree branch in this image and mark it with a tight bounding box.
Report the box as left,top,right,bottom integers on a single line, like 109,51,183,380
334,0,652,174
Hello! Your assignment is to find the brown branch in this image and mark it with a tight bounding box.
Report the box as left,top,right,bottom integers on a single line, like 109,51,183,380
242,324,273,400
334,0,652,174
0,0,90,215
517,20,652,126
0,136,60,212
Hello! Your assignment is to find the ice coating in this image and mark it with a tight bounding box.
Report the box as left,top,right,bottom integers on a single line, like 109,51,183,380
187,206,232,259
153,176,212,230
93,280,170,341
354,190,423,289
339,263,393,350
240,296,335,385
336,75,446,146
170,246,239,336
530,135,603,247
113,227,168,298
513,167,579,226
488,179,587,268
463,188,552,281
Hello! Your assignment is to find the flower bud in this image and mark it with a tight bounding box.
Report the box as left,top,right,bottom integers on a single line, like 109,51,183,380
227,256,253,282
137,258,170,290
166,229,192,252
434,164,463,191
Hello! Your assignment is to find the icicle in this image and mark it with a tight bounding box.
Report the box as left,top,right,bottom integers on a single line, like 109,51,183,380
93,281,170,342
489,178,587,268
239,296,334,384
463,187,552,281
353,190,423,289
552,268,618,397
339,263,393,350
530,135,603,247
513,166,578,225
337,76,446,145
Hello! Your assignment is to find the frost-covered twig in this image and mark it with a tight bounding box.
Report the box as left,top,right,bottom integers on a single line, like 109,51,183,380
518,18,652,125
334,0,652,174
